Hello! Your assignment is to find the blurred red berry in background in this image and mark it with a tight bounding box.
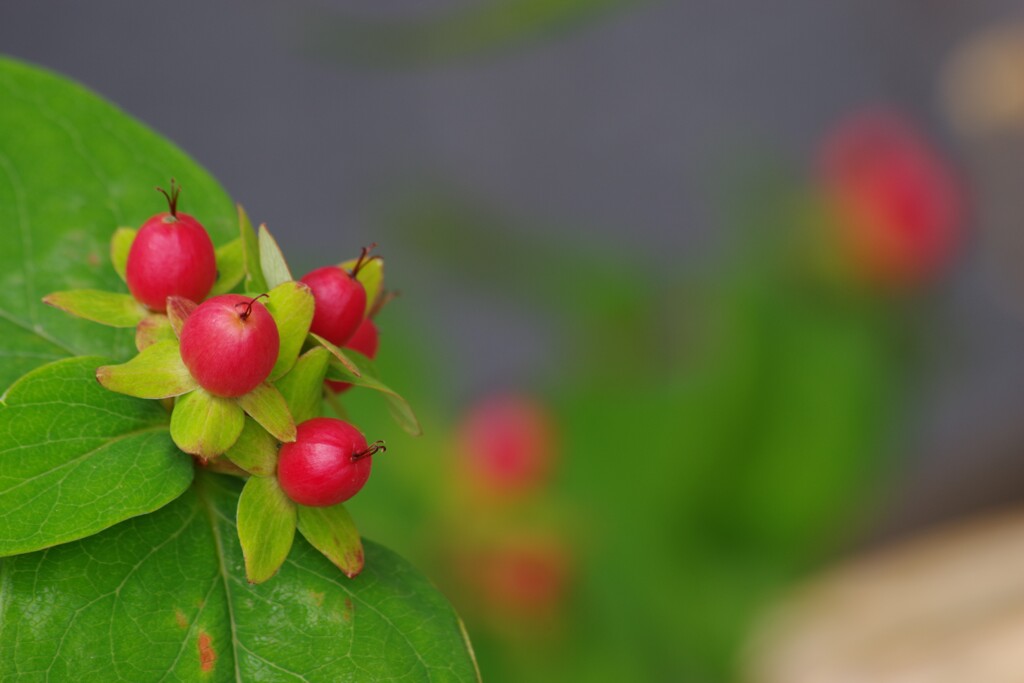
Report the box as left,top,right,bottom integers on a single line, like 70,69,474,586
456,394,557,498
818,108,966,287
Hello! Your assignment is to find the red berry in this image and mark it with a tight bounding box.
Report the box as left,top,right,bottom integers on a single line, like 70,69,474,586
126,183,217,312
476,537,570,618
301,266,366,346
277,418,381,506
457,394,556,496
818,109,965,286
326,318,379,394
179,294,279,397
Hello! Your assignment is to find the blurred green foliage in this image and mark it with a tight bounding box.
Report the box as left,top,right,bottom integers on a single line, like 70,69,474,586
294,0,647,66
326,170,927,681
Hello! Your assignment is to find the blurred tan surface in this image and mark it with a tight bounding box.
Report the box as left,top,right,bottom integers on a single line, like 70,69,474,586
745,509,1024,683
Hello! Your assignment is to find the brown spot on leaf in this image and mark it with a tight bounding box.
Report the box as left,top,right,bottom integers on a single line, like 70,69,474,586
342,598,354,622
197,631,217,672
174,608,188,629
309,590,325,607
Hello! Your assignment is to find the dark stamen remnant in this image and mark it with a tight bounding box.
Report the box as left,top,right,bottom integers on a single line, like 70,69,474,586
155,178,182,217
236,293,269,321
349,243,378,278
352,440,386,462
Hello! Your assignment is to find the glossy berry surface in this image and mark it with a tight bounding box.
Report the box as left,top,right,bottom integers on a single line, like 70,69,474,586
326,318,379,394
818,109,964,287
126,212,217,312
300,266,367,346
277,418,375,507
179,294,279,397
457,394,556,495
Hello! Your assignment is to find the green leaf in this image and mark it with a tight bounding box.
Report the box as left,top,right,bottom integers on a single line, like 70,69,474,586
96,339,197,399
297,503,365,578
169,388,245,460
326,350,422,435
275,347,330,424
0,473,481,682
237,382,297,443
237,475,297,584
238,204,268,292
210,237,245,295
134,312,175,351
109,227,136,282
258,224,293,289
340,254,384,316
0,57,236,390
224,417,279,477
0,356,191,557
264,280,315,380
42,289,147,327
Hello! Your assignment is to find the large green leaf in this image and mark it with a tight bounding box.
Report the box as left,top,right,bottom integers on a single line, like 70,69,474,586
0,56,236,391
0,356,192,557
0,472,480,682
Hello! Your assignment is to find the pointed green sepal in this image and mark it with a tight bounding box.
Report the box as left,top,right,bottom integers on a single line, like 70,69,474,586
237,475,297,584
225,417,280,477
43,289,146,328
95,340,197,399
258,224,293,288
237,382,297,443
210,237,246,295
309,332,361,376
264,281,315,380
275,347,330,423
134,313,175,351
110,227,136,282
165,296,196,338
169,388,245,460
340,254,384,316
238,204,268,292
326,351,422,435
297,503,364,578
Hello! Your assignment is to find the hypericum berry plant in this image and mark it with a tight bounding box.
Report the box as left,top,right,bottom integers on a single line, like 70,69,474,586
43,182,420,584
0,58,477,683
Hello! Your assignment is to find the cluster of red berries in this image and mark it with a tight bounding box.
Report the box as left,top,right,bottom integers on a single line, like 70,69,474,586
73,182,388,508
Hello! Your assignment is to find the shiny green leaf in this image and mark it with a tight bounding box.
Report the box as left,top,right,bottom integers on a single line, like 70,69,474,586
0,356,191,557
0,56,236,390
0,473,481,682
